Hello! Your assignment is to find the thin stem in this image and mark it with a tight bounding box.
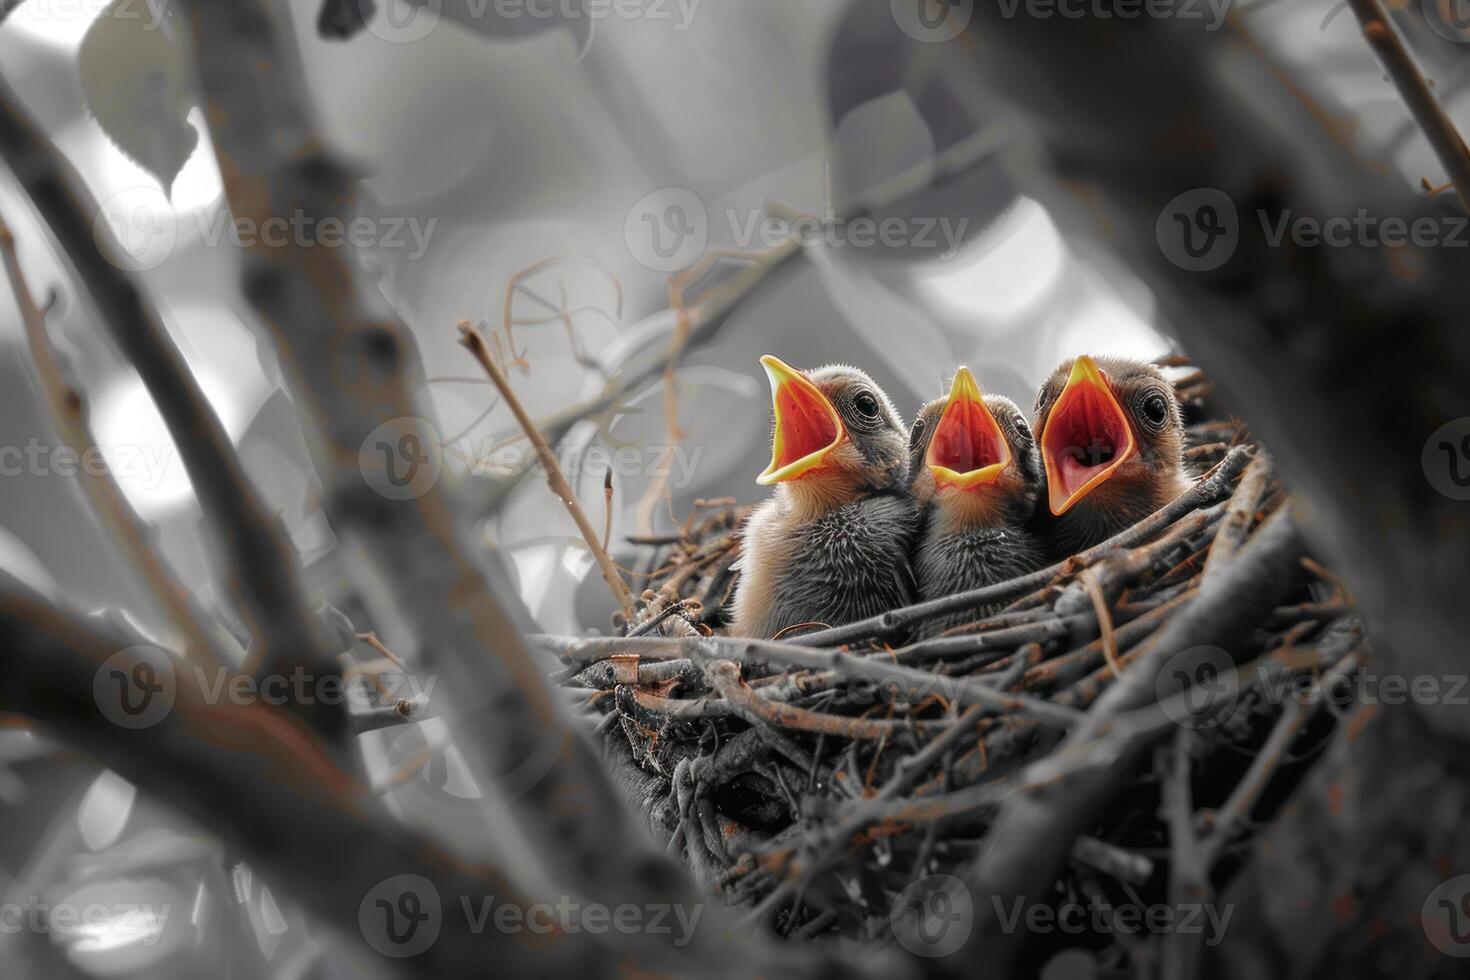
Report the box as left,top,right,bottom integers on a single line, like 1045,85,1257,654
459,319,636,619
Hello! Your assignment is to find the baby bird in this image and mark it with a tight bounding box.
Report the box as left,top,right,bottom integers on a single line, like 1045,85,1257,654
908,367,1045,636
1032,354,1190,558
730,356,918,639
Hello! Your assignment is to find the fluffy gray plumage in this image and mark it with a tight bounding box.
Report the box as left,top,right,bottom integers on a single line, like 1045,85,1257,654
735,491,919,639
730,363,918,639
1032,356,1191,559
908,393,1046,639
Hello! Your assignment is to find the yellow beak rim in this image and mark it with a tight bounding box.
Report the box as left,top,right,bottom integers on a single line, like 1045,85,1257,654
756,355,845,485
925,366,1012,489
1040,355,1137,516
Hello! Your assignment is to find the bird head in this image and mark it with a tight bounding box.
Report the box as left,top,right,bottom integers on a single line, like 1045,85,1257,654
757,356,908,498
909,367,1041,523
1032,355,1185,517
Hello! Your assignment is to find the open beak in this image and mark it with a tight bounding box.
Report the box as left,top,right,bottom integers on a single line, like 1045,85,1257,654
757,355,845,485
1040,355,1136,516
926,367,1011,490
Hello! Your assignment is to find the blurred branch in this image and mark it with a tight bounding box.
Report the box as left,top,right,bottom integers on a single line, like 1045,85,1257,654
458,319,637,620
0,579,604,976
1346,0,1470,212
958,509,1305,974
0,217,234,667
939,9,1470,970
172,0,774,970
0,80,345,739
950,4,1470,740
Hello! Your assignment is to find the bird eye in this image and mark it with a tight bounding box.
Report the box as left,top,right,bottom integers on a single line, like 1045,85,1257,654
853,391,882,421
1012,415,1032,445
1142,393,1170,428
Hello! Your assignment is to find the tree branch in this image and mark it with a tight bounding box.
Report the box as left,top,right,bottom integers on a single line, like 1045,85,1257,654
0,82,345,739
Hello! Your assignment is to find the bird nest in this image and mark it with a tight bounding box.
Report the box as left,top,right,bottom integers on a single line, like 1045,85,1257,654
546,362,1367,967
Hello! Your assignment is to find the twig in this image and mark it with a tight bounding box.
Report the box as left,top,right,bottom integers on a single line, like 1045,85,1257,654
169,5,767,971
1161,729,1209,980
0,79,343,738
0,578,597,975
1201,451,1272,584
796,447,1253,647
0,218,227,667
458,319,637,620
1200,646,1362,866
1346,0,1470,213
602,468,615,554
1079,567,1120,678
706,661,949,739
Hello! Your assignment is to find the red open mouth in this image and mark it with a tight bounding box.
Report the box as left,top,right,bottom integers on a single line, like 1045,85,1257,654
757,355,844,484
1041,355,1136,515
926,367,1010,489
